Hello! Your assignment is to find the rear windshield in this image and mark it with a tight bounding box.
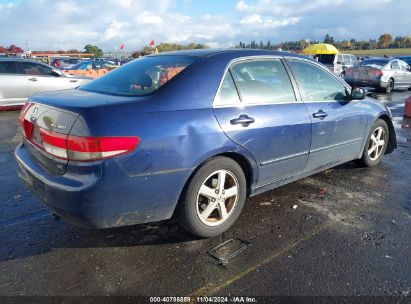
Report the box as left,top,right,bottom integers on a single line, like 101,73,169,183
359,59,389,68
80,55,196,96
314,54,335,65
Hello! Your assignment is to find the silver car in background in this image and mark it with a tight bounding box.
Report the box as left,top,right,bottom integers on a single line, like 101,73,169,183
0,59,93,108
344,58,411,93
314,53,358,77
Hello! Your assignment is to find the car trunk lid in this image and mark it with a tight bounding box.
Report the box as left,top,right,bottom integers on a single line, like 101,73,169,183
19,102,79,175
345,66,383,83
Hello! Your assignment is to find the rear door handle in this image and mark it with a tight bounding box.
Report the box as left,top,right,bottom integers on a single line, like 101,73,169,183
312,110,328,120
230,115,255,126
28,78,38,82
69,79,79,83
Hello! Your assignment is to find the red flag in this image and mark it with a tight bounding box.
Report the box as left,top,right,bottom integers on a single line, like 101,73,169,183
149,40,155,47
119,43,125,50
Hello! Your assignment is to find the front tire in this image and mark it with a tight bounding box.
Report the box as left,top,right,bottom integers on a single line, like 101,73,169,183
177,157,246,238
359,119,389,167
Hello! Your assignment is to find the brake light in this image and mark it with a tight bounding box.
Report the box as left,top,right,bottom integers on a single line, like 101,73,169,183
19,102,34,139
39,128,139,161
371,70,383,77
40,129,68,159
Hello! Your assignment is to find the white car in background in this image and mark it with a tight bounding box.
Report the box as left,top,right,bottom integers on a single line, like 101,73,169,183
0,58,93,108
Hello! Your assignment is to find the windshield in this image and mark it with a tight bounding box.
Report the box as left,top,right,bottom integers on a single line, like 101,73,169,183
80,55,196,96
314,54,335,65
359,59,389,68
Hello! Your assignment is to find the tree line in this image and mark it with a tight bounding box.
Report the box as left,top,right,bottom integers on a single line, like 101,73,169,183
235,33,411,52
2,33,410,57
132,42,208,57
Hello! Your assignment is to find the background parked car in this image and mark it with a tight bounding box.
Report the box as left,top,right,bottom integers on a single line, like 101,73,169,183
50,57,81,69
61,60,116,71
62,60,117,78
0,58,92,108
395,55,411,66
344,58,411,93
314,53,358,76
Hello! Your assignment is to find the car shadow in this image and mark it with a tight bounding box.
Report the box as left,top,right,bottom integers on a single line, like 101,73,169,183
0,216,207,261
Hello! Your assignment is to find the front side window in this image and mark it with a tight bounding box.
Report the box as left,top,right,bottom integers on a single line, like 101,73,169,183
214,72,240,106
21,62,53,76
288,59,347,101
0,61,20,74
81,55,195,96
229,59,296,104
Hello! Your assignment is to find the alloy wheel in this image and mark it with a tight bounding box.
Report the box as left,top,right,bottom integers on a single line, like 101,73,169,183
368,126,386,161
196,169,239,227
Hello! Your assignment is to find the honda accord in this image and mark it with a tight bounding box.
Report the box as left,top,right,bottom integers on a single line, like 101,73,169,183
15,49,397,237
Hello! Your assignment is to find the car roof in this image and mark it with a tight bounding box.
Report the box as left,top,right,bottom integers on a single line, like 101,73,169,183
0,58,50,65
148,48,310,60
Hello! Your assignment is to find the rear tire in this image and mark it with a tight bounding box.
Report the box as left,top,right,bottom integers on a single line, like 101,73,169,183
384,78,394,93
177,157,246,238
359,119,389,167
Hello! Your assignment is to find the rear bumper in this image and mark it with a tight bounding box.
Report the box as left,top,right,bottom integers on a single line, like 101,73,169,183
15,143,193,229
347,80,387,89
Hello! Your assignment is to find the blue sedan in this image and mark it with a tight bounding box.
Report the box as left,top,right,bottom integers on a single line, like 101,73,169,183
15,49,397,237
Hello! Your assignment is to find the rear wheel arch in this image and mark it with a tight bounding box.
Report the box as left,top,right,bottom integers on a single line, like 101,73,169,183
173,152,254,218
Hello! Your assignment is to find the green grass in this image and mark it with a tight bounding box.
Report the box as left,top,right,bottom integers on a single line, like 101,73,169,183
348,48,411,56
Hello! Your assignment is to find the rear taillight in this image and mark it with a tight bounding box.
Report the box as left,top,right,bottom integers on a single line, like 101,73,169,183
19,102,34,139
371,70,383,77
39,128,139,161
39,129,69,159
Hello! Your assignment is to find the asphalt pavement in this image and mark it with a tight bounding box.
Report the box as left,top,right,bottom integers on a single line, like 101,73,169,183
0,92,410,303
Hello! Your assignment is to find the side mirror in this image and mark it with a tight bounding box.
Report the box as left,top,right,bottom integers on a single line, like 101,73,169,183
351,87,366,100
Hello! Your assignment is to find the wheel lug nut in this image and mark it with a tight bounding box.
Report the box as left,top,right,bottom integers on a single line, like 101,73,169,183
215,190,219,194
222,190,225,194
212,198,216,202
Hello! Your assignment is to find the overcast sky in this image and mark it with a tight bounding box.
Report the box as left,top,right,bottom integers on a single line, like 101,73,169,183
0,0,409,51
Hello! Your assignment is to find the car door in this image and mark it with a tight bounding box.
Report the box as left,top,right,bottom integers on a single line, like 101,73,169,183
398,61,411,86
0,60,29,106
390,60,403,86
213,58,312,187
20,61,78,96
286,58,367,170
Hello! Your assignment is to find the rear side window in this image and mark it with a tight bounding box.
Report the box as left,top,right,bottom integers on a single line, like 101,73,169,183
288,60,347,101
343,55,352,64
391,61,400,70
21,62,53,76
81,55,196,96
229,59,296,104
0,61,20,74
214,72,240,106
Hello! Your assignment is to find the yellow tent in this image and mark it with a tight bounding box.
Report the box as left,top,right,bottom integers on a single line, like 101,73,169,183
303,43,339,55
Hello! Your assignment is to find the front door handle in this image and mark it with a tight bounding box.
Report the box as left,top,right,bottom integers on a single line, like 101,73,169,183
28,78,38,82
230,115,255,126
312,110,328,120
